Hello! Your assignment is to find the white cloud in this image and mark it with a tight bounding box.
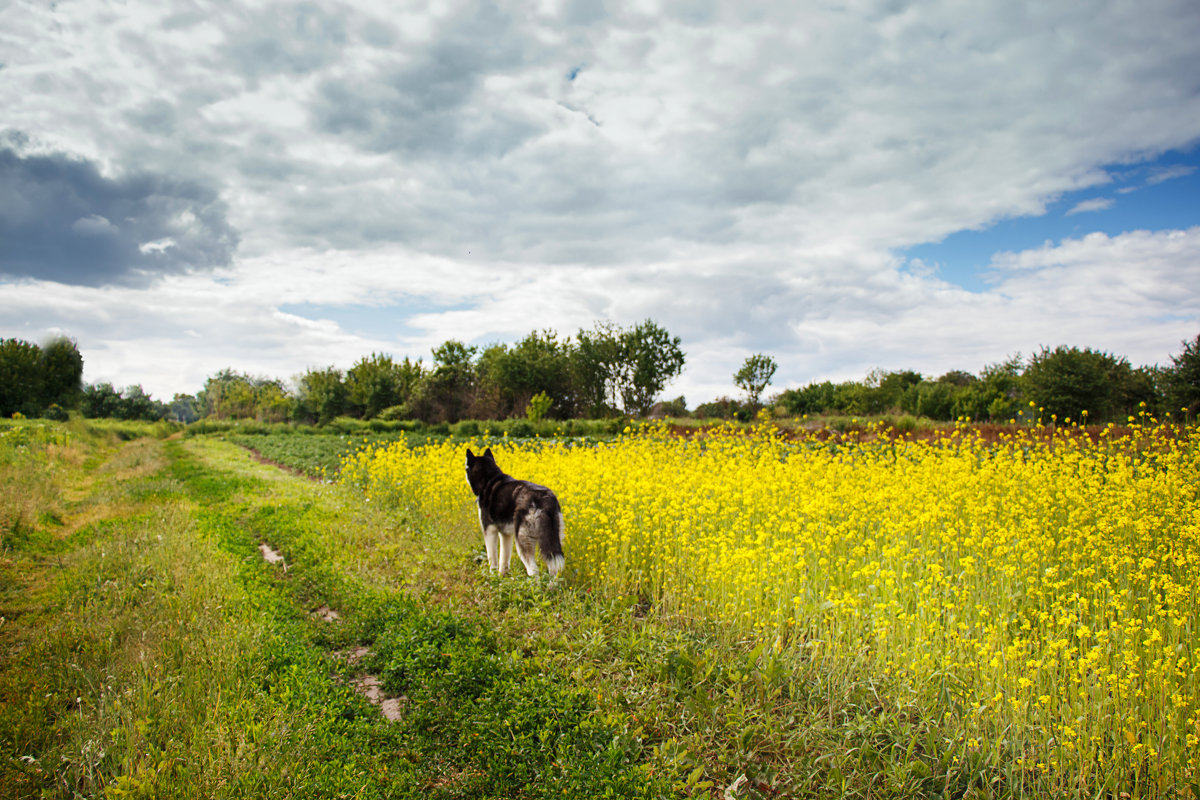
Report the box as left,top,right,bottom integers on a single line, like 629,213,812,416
6,228,1195,404
2,0,1200,403
1147,164,1196,184
1066,198,1115,215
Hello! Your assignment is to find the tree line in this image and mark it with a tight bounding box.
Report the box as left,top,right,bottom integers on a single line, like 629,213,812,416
0,337,83,420
4,328,1198,426
718,337,1200,424
186,320,686,425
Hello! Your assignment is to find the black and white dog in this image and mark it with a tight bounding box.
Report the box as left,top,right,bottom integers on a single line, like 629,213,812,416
464,448,565,577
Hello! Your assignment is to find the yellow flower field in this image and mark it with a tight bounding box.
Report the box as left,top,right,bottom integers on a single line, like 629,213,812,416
340,420,1199,792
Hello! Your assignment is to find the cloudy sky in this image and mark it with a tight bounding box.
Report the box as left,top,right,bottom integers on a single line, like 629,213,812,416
2,0,1199,405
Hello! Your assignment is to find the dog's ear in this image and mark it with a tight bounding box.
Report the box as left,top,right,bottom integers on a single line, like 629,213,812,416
483,447,494,460
465,449,475,463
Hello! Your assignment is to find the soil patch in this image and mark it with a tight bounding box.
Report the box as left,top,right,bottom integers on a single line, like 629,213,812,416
352,675,405,722
259,543,286,567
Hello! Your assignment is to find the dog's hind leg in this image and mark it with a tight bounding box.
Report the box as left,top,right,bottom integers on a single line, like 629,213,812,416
515,534,539,577
497,532,515,575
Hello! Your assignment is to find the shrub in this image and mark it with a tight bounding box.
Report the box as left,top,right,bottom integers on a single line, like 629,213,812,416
43,403,69,422
453,420,481,437
377,404,413,422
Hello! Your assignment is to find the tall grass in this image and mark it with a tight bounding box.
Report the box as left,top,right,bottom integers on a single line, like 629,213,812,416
1,420,78,544
340,420,1200,796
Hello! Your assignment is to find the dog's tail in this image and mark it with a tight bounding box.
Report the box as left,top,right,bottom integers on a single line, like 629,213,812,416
540,499,565,577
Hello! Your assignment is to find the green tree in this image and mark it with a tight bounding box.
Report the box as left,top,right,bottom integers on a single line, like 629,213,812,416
169,393,201,423
118,384,167,421
37,337,84,410
899,381,958,420
657,395,688,417
1023,346,1131,423
867,369,923,413
505,331,574,418
775,381,836,416
571,323,625,417
693,396,749,421
472,332,573,420
79,383,166,420
254,379,292,423
936,370,977,388
832,380,871,415
197,370,292,421
525,391,553,423
616,319,686,416
954,355,1024,421
296,367,347,425
1166,333,1200,416
80,382,124,419
412,341,477,423
198,369,257,419
0,338,43,417
734,354,777,412
346,352,419,419
1113,365,1163,419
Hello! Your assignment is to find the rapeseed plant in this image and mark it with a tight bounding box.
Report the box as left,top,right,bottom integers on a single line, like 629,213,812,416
340,420,1199,794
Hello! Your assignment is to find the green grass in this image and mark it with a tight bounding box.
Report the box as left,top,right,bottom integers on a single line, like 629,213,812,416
0,427,673,798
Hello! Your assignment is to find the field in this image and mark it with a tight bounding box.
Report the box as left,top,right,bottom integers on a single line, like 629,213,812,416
2,417,1197,798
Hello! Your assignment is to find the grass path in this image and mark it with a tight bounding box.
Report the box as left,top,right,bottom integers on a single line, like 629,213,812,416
0,434,669,798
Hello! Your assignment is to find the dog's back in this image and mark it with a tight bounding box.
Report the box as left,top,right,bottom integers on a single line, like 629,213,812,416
465,448,564,576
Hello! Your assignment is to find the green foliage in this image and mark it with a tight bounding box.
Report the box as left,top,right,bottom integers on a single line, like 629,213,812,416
80,382,169,421
0,338,41,417
656,395,689,417
953,355,1024,421
571,320,687,417
296,366,348,425
775,380,836,416
734,354,777,411
1023,345,1132,422
38,337,84,409
453,419,482,437
118,384,165,421
42,403,69,422
80,381,123,418
376,403,413,421
620,319,687,416
525,390,553,423
0,336,83,417
196,369,291,422
346,353,423,419
1166,332,1200,416
899,381,956,420
411,341,478,423
571,322,624,417
168,393,200,423
477,331,574,420
694,396,750,421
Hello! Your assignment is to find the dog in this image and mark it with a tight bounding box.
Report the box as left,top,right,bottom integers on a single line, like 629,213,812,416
464,447,564,577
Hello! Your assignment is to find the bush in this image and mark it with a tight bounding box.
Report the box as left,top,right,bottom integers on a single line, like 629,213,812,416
506,420,534,438
377,404,413,421
694,396,749,421
453,420,481,437
325,416,369,434
525,391,553,423
42,403,69,422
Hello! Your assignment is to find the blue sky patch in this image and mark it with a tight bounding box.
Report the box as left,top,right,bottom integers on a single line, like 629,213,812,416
903,149,1200,292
